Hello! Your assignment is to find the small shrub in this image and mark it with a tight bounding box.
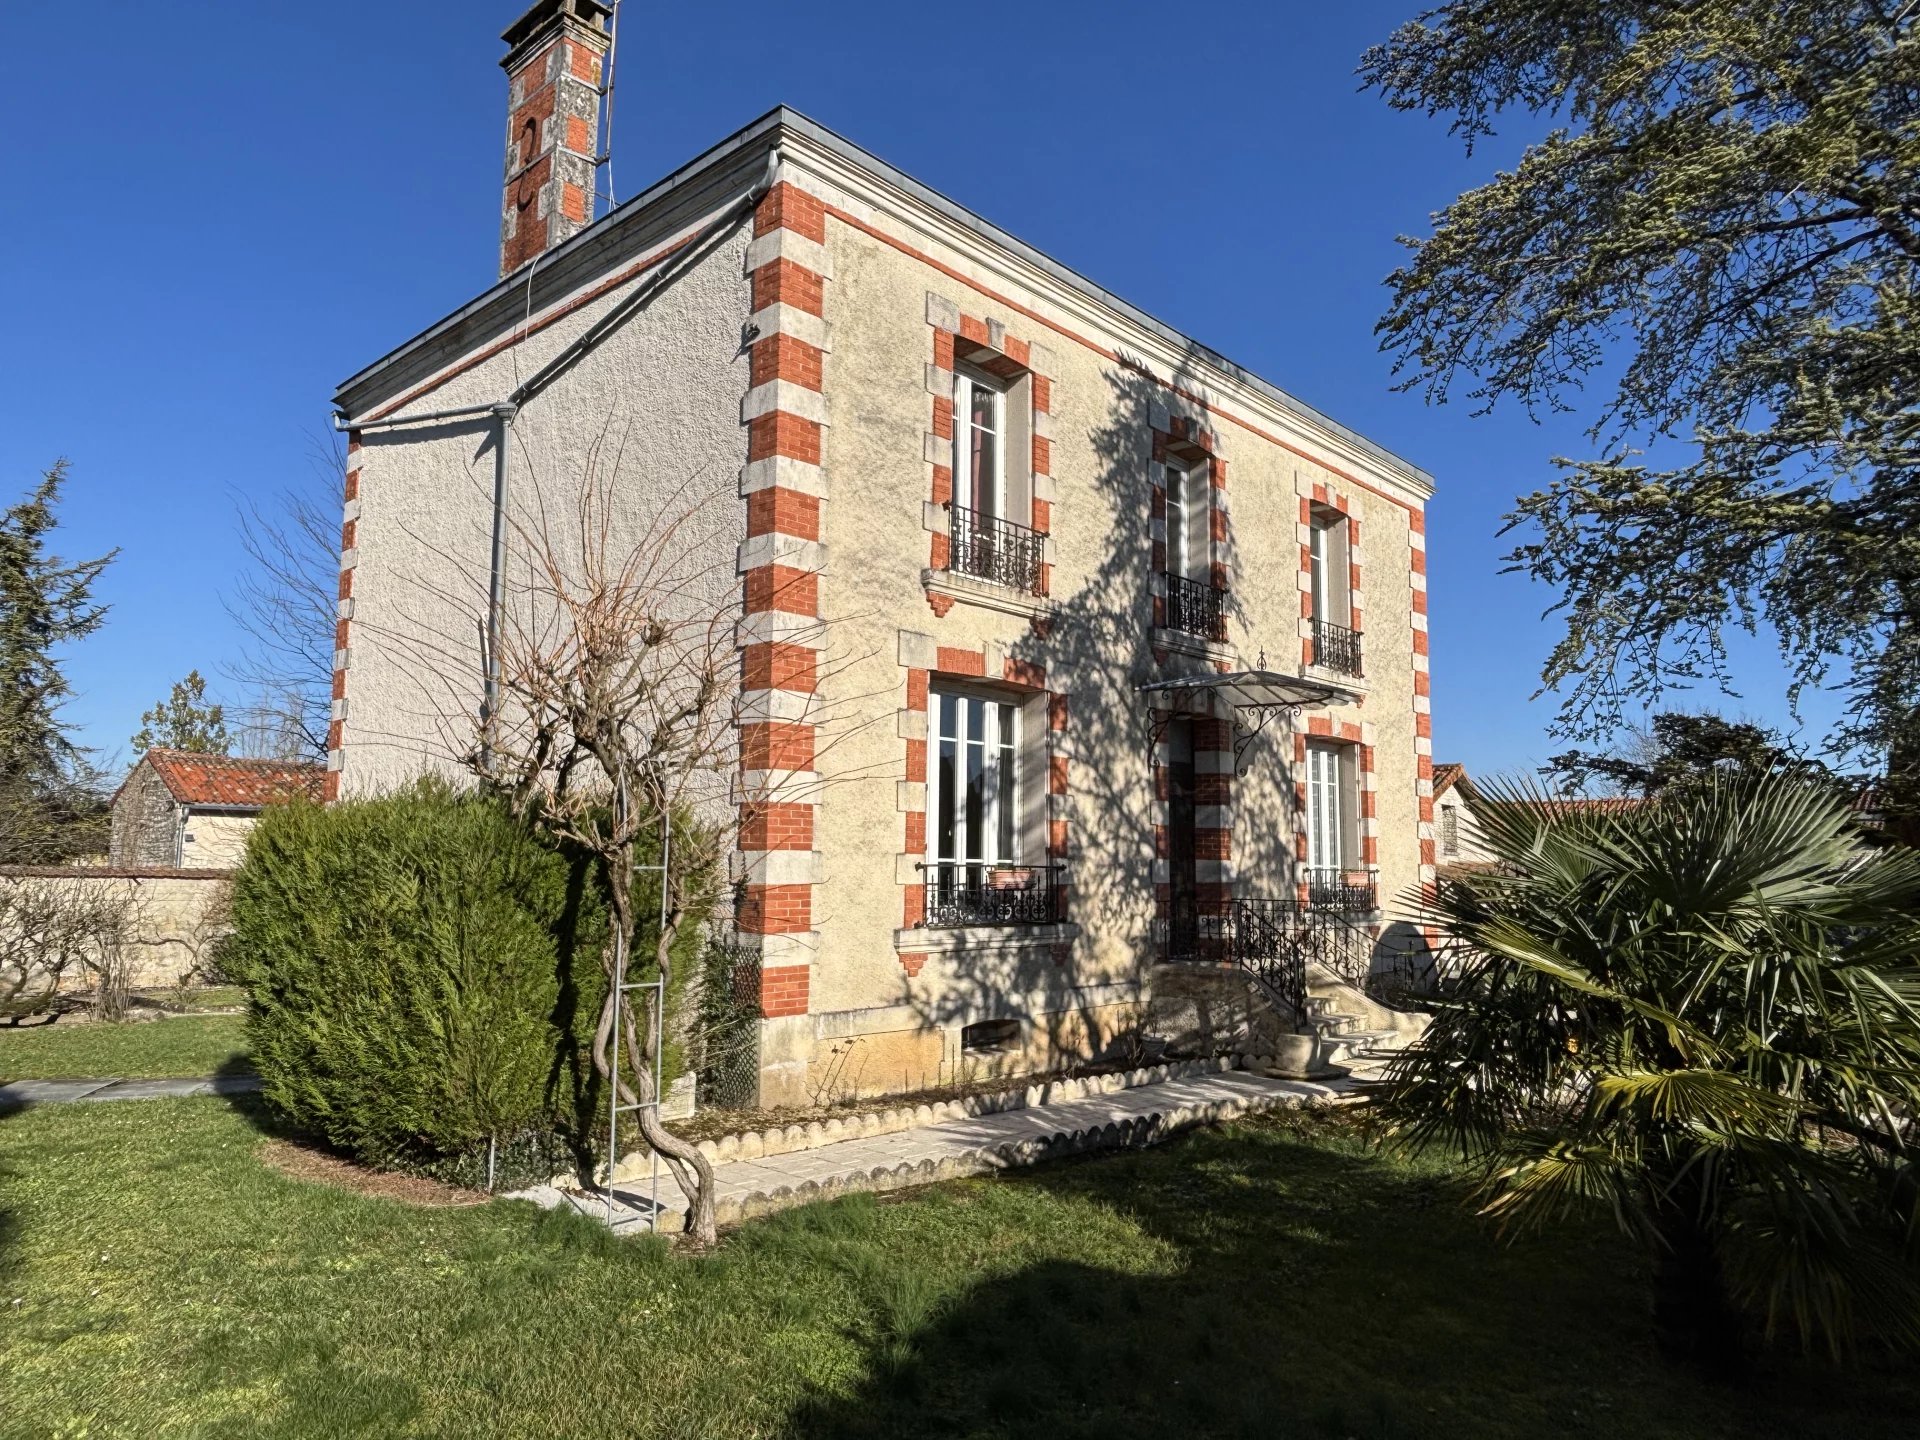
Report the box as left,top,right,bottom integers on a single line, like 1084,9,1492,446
221,779,608,1170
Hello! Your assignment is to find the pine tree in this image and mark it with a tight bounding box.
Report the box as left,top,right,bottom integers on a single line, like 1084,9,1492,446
132,670,231,756
0,464,117,861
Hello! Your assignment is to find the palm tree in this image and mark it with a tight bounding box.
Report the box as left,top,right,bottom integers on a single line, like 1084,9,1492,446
1374,775,1920,1369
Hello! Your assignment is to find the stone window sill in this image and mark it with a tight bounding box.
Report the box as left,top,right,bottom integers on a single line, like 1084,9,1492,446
1152,626,1237,666
1303,662,1370,694
923,568,1054,621
894,921,1079,956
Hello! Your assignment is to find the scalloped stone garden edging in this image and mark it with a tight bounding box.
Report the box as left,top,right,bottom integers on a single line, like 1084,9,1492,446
642,1055,1244,1181
694,1067,1329,1229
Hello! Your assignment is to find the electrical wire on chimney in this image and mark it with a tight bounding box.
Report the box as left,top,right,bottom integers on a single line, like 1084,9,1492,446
596,0,623,216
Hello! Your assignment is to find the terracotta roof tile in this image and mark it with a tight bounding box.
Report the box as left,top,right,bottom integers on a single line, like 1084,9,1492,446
1432,762,1466,799
1537,795,1648,815
142,750,324,809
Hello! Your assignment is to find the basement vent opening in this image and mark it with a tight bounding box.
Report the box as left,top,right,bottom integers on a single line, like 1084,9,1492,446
961,1018,1021,1054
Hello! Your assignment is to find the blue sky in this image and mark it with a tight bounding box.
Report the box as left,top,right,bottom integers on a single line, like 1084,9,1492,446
1,0,1834,776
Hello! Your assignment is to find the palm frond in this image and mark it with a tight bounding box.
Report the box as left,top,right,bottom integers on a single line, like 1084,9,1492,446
1590,1068,1798,1131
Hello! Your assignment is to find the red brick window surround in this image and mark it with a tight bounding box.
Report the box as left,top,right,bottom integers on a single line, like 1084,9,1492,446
1298,481,1366,680
893,630,1071,976
921,294,1057,621
1148,405,1231,664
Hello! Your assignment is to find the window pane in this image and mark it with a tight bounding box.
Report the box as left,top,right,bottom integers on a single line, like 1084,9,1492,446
964,756,985,863
1307,743,1342,871
1167,466,1185,578
1310,523,1326,622
970,386,999,517
936,729,957,860
950,374,969,506
996,704,1017,862
970,380,998,436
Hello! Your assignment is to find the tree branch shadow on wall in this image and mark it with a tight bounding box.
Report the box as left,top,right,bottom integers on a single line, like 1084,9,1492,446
886,352,1305,1068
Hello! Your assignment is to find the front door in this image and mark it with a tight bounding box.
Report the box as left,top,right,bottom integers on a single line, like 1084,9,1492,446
1166,718,1199,960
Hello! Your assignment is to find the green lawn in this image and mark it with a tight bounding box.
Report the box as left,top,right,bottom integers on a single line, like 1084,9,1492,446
2,1101,1913,1438
0,1015,249,1081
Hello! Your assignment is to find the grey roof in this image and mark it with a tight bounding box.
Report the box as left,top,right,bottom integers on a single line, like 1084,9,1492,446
336,106,1432,492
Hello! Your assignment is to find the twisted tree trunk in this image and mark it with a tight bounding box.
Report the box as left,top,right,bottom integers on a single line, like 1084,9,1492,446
590,856,717,1243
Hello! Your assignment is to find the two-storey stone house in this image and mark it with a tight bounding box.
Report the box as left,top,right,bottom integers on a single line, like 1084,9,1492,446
329,1,1439,1106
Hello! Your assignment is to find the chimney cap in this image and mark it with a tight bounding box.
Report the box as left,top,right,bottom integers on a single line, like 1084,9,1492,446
501,0,612,52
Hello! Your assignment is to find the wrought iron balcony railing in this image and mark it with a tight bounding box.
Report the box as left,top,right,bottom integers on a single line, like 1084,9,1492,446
1304,866,1379,914
947,505,1046,596
1310,618,1364,677
921,862,1064,927
1163,572,1227,641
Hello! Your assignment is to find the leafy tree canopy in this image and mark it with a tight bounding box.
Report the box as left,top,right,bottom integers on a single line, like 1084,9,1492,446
1364,2,1920,774
1541,709,1834,797
132,670,230,757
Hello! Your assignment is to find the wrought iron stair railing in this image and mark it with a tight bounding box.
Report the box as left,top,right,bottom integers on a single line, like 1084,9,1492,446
1164,894,1391,1019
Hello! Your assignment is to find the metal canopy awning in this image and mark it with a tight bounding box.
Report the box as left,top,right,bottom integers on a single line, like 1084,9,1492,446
1137,669,1359,763
1139,670,1355,713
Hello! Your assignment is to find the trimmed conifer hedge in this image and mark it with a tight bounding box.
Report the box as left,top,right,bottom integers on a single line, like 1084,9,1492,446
221,781,608,1173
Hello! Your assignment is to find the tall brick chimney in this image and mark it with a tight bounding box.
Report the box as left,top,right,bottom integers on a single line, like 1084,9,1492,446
499,0,613,276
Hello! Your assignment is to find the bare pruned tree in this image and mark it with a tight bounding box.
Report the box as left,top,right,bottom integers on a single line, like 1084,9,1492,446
224,432,340,761
0,874,140,1025
385,421,879,1244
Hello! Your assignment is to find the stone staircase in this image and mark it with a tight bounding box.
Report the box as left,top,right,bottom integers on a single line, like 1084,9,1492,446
1288,978,1421,1078
1145,959,1428,1082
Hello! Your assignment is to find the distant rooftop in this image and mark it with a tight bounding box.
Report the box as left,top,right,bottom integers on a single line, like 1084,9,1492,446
140,751,323,810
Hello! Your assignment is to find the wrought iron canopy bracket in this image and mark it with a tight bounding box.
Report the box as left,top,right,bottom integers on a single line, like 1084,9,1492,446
1230,701,1296,767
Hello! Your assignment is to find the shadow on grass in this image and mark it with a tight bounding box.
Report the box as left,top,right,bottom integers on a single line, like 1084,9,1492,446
776,1112,1920,1440
779,1116,1472,1440
213,1050,259,1081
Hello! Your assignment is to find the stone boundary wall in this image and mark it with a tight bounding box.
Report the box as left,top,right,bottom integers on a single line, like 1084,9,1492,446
0,867,232,991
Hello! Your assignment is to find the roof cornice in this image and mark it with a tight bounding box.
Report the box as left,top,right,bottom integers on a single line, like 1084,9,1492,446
335,106,1433,498
768,117,1432,501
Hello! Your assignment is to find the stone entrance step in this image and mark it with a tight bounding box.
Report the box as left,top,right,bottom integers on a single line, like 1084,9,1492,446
516,1067,1356,1235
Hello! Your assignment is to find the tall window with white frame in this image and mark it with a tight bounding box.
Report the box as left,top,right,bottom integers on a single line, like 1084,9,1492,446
1303,739,1374,912
953,368,1003,521
948,367,1042,595
1163,458,1223,639
1308,511,1362,677
926,687,1050,926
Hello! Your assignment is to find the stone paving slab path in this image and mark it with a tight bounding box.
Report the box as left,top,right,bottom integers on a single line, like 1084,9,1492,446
516,1067,1359,1235
0,1075,262,1112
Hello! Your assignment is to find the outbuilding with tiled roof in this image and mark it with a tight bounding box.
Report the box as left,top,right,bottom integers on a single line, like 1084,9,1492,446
110,750,323,870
